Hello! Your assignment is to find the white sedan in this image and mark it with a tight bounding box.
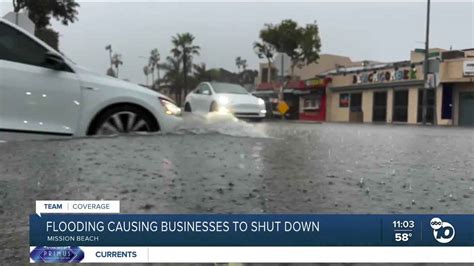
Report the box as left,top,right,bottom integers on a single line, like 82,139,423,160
184,82,267,120
0,18,182,137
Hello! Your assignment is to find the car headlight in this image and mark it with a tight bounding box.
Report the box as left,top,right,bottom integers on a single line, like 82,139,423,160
159,98,182,116
258,98,265,105
217,96,230,106
217,106,230,114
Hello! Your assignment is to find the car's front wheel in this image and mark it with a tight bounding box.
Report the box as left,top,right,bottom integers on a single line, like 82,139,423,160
88,105,159,135
210,101,218,112
184,102,192,112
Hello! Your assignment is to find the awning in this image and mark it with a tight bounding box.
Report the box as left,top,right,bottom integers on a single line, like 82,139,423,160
257,77,331,91
252,89,295,95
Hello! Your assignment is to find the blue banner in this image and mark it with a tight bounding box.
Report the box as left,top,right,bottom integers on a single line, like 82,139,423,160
30,214,474,246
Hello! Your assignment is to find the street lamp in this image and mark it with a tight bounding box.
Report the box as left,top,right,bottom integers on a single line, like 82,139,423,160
422,0,431,125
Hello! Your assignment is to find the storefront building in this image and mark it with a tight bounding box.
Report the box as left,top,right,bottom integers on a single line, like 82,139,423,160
253,81,297,119
298,78,331,121
253,78,330,121
325,49,474,126
437,49,474,126
254,49,474,126
254,54,362,121
326,61,425,124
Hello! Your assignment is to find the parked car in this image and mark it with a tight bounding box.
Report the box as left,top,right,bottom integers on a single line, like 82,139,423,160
184,82,266,120
0,18,182,137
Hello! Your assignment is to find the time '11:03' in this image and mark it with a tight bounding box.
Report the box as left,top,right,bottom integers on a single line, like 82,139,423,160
393,221,415,228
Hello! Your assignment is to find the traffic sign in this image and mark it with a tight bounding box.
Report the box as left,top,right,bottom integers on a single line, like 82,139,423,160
277,101,290,114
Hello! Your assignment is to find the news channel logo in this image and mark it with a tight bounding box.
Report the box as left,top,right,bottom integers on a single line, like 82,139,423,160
30,246,84,263
430,217,455,244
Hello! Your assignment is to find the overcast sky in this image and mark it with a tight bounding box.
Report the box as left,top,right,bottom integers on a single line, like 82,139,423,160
1,1,473,83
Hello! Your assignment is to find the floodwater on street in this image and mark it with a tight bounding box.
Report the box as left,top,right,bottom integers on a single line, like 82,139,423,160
1,114,474,263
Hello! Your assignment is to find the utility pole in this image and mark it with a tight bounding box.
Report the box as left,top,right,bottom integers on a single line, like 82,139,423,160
279,53,285,101
279,54,286,120
422,0,431,125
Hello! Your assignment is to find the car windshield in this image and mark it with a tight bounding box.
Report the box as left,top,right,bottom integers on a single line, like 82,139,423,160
211,83,249,94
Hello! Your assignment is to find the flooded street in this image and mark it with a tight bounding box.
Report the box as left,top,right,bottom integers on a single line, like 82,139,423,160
1,117,474,262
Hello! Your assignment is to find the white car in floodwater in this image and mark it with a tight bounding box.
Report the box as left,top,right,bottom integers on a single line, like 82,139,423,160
184,82,267,120
0,18,182,137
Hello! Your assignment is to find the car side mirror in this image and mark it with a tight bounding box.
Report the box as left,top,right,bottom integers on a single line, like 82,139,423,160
44,51,66,70
202,90,211,95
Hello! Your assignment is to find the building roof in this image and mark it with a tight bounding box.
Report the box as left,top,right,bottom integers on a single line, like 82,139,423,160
322,60,419,76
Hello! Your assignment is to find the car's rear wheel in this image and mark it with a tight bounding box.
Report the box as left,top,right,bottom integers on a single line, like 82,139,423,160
89,105,159,135
184,102,192,112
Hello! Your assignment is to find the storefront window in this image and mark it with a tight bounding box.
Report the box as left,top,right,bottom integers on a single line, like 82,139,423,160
261,68,277,83
373,91,387,122
303,96,321,111
393,90,409,122
441,85,453,119
261,68,269,83
339,93,349,107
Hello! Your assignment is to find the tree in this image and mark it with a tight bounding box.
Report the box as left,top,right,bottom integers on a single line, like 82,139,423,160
235,56,248,74
192,63,226,85
161,56,183,105
171,33,200,98
259,19,321,77
105,44,113,71
235,56,242,73
193,63,210,82
13,0,80,29
148,48,160,90
106,67,116,78
12,0,79,49
143,66,150,86
35,28,59,50
241,59,248,71
253,41,275,84
111,53,123,78
294,22,321,73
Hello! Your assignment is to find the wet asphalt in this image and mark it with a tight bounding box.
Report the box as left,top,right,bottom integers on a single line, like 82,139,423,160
0,117,473,263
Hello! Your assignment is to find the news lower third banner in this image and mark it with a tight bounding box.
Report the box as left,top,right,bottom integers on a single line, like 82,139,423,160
29,214,474,263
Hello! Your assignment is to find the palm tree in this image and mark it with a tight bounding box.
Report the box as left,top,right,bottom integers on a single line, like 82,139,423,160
236,57,248,84
111,53,123,78
253,41,274,84
171,33,200,98
161,56,183,105
148,48,160,89
193,63,209,82
235,57,248,73
143,65,150,86
106,67,116,77
235,56,242,73
241,59,248,71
